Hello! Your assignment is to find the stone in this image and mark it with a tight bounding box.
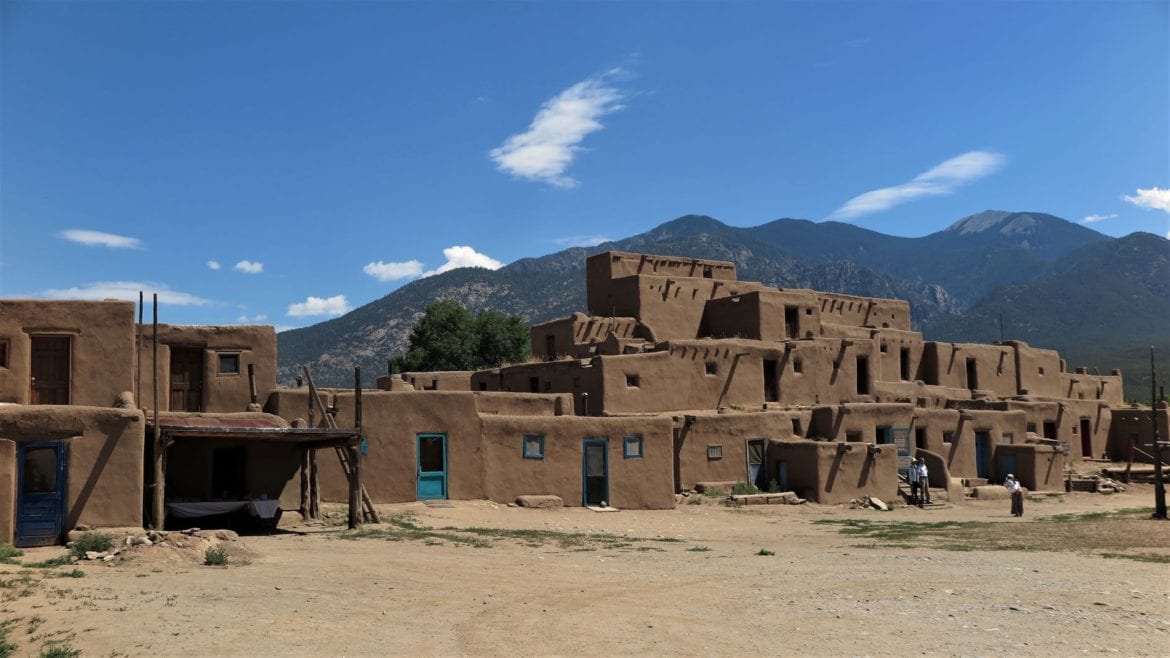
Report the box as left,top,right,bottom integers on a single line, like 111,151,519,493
515,495,564,509
867,497,888,511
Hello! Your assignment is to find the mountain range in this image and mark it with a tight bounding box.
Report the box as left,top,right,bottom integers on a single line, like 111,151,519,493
277,211,1169,398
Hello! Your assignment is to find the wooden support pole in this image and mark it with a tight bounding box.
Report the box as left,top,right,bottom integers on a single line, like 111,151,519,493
348,366,363,529
151,294,165,531
136,291,143,408
309,450,320,519
248,363,258,406
300,448,311,519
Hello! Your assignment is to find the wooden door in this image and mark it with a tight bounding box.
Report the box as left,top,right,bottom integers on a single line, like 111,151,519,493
16,441,69,547
30,336,70,405
416,434,447,500
582,439,608,506
170,348,204,412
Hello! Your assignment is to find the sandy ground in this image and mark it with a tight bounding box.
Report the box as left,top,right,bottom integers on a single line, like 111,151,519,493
4,489,1169,657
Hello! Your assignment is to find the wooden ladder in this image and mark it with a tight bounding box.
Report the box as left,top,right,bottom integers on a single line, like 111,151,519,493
303,366,380,524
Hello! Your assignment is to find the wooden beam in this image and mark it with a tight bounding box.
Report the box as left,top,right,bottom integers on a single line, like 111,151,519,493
151,293,165,531
300,448,311,518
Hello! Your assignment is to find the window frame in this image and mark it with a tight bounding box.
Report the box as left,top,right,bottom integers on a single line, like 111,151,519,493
217,352,242,376
623,435,643,459
707,444,723,460
522,433,545,460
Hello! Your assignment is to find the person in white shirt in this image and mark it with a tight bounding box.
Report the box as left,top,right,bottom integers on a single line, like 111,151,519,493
1005,473,1024,517
916,458,931,505
908,456,921,504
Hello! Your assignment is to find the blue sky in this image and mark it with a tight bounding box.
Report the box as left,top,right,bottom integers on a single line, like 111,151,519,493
1,1,1167,329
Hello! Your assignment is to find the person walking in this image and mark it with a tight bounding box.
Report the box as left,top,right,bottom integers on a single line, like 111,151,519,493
916,457,931,506
908,455,921,505
1005,473,1024,517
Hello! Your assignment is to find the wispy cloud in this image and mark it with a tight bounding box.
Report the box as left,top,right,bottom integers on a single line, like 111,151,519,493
829,150,1007,221
422,246,504,278
234,260,263,274
363,260,424,282
1081,213,1117,224
1122,187,1170,213
207,260,221,270
236,314,268,323
489,70,627,188
552,234,612,247
42,281,209,306
287,294,351,317
58,229,143,249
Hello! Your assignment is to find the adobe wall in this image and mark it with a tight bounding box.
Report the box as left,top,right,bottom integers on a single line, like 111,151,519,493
268,390,486,504
816,292,911,331
594,346,766,415
675,411,809,491
871,328,924,384
402,371,473,391
0,405,145,543
472,360,603,415
807,403,916,443
922,342,1018,397
138,324,277,413
702,289,821,341
620,275,768,341
530,313,638,359
1108,404,1170,461
586,251,737,316
1008,342,1064,397
1060,369,1125,406
996,444,1065,492
776,338,879,406
911,408,1027,481
375,376,414,391
479,415,675,509
767,440,899,504
0,300,136,406
473,392,572,417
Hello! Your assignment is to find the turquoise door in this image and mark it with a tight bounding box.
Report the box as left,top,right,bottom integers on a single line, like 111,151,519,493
16,441,69,547
416,434,447,500
582,439,608,506
974,431,992,479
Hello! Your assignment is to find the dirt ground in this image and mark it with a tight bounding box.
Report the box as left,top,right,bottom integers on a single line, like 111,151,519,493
4,488,1169,657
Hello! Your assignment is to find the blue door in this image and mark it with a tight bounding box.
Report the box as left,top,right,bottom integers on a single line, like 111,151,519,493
582,439,608,506
416,434,447,500
974,431,992,479
747,439,767,490
16,441,68,547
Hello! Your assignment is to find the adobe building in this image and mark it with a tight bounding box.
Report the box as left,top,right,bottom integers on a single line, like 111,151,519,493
0,250,1152,546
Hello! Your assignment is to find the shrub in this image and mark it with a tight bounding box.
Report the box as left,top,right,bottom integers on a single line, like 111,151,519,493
204,546,230,566
756,548,775,556
0,544,23,565
731,481,759,495
69,532,113,559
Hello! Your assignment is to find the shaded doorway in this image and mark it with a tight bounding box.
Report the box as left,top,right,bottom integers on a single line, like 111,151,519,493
170,347,204,412
16,441,69,547
746,439,767,490
1080,418,1093,458
763,359,779,402
30,336,70,404
416,434,447,500
582,438,608,506
974,431,992,479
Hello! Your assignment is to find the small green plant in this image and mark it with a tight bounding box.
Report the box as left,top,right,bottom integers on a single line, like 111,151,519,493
702,487,727,498
203,546,230,566
767,479,782,493
756,548,775,556
0,544,23,565
687,546,711,552
730,481,759,495
53,569,85,579
69,532,113,559
37,641,81,658
24,556,72,570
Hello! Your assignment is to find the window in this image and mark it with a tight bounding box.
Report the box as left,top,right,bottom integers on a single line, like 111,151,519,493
793,358,803,374
1003,433,1014,444
218,353,240,375
523,434,545,459
479,381,488,391
943,431,954,445
626,374,639,388
791,418,802,436
707,444,723,460
880,342,888,354
856,356,870,395
763,359,779,402
846,431,863,443
0,339,7,368
900,348,911,381
623,435,643,459
705,361,718,375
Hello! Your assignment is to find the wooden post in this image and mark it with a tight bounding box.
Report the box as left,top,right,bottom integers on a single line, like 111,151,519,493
248,363,258,406
151,294,165,531
300,448,311,519
348,366,363,529
309,450,320,519
136,291,143,408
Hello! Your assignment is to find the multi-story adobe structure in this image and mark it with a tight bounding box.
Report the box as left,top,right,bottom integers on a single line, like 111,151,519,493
0,251,1157,547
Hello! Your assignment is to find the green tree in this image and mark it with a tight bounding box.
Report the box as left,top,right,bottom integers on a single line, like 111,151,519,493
393,300,530,372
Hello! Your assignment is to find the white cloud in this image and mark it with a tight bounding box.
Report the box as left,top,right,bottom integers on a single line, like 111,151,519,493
1081,213,1117,224
236,314,268,323
1122,187,1170,213
234,260,264,274
58,229,143,249
552,234,611,247
207,260,221,270
41,281,209,306
489,70,626,188
829,150,1007,220
363,259,424,282
287,294,351,317
422,246,504,278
